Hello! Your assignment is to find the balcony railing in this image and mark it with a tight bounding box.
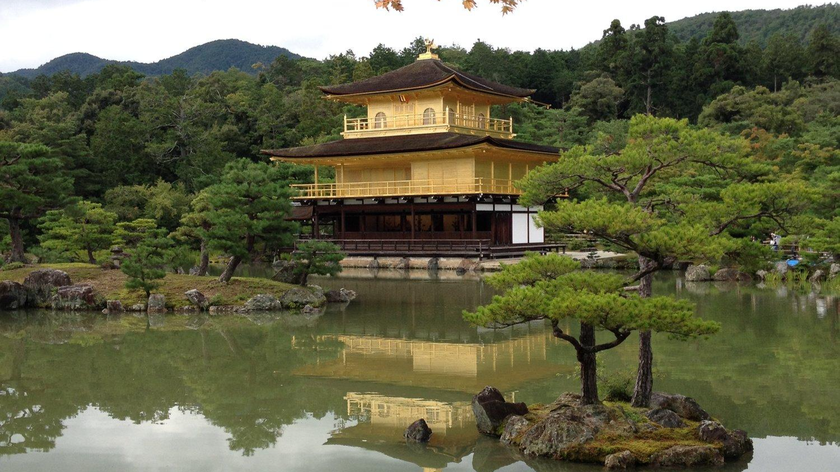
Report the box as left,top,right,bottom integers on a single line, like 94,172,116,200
343,110,513,138
291,177,521,199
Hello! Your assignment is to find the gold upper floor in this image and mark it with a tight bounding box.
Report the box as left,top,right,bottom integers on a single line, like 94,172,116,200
338,85,516,140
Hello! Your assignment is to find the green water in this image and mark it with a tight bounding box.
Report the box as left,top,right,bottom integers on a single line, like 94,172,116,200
0,271,838,471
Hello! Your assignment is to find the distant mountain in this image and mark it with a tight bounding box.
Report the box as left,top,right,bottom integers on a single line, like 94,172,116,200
666,4,839,46
9,39,301,79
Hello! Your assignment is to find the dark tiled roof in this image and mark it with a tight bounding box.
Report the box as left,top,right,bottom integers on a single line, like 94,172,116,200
319,60,535,98
262,133,559,159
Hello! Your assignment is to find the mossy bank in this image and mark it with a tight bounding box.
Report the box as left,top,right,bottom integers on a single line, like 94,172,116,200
0,263,311,311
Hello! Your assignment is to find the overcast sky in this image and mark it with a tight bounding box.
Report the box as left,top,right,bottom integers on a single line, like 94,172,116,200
0,0,823,73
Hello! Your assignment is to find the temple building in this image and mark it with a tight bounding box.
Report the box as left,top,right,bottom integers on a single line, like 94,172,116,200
263,41,562,257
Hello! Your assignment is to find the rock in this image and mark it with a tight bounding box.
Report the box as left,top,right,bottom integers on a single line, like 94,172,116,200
644,408,685,428
809,269,825,283
650,445,724,467
650,392,710,421
147,294,166,312
22,269,72,305
519,405,604,457
724,429,754,459
271,260,306,285
176,306,199,313
106,300,124,313
0,281,28,310
394,257,410,270
301,304,318,314
830,263,840,280
604,450,636,469
189,266,200,276
456,258,479,275
280,287,326,309
755,269,768,281
698,420,753,459
50,284,102,311
774,261,788,278
472,386,528,436
500,415,531,445
427,257,439,271
713,268,751,282
685,264,711,282
368,259,380,270
128,303,146,312
242,294,282,311
184,289,209,310
208,305,238,314
404,418,432,443
325,288,357,303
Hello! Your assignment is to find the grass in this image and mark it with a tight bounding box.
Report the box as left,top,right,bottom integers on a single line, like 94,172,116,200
0,263,298,308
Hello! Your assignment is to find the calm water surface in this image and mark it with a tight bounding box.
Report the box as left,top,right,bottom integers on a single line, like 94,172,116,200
1,270,838,471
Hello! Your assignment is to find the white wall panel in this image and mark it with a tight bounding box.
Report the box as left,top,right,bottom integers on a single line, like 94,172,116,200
513,213,529,244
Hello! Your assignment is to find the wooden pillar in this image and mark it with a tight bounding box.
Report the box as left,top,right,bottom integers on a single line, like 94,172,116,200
472,206,477,240
313,209,319,239
314,165,319,190
410,201,415,240
340,202,346,239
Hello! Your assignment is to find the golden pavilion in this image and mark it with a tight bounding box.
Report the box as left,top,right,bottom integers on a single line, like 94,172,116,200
263,41,561,257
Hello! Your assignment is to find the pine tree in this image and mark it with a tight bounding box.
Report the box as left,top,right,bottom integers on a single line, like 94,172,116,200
203,160,296,283
121,229,173,299
806,24,839,78
38,201,117,264
291,240,346,286
519,115,815,406
0,142,73,263
464,254,719,405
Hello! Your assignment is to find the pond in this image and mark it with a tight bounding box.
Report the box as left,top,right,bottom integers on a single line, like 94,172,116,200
0,270,838,471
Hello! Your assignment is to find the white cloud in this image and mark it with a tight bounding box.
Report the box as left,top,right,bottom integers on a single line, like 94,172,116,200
0,0,828,73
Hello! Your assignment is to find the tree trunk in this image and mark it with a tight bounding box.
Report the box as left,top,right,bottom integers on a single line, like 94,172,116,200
218,255,242,283
87,247,96,265
632,255,656,407
198,239,209,276
7,216,26,263
578,322,599,405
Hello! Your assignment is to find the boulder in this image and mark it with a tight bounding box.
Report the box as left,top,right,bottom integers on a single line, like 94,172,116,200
698,420,753,459
368,259,380,270
271,260,306,285
427,257,440,271
644,408,685,428
472,386,528,436
500,415,531,445
649,392,710,421
830,263,840,280
128,303,146,312
403,418,432,443
0,281,28,310
242,294,282,311
325,288,357,303
106,300,124,313
713,268,751,282
394,257,410,270
809,269,825,283
50,284,102,311
773,261,789,278
208,305,239,314
280,287,326,309
147,294,166,312
184,289,209,310
301,304,318,314
650,445,724,467
604,450,636,469
22,269,72,305
518,405,608,457
684,264,711,282
755,270,768,281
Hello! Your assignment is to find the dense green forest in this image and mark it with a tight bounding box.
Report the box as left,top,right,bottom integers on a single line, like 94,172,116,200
0,9,838,274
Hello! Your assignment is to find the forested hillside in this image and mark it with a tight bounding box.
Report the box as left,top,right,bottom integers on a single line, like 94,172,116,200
8,39,300,79
667,4,839,46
